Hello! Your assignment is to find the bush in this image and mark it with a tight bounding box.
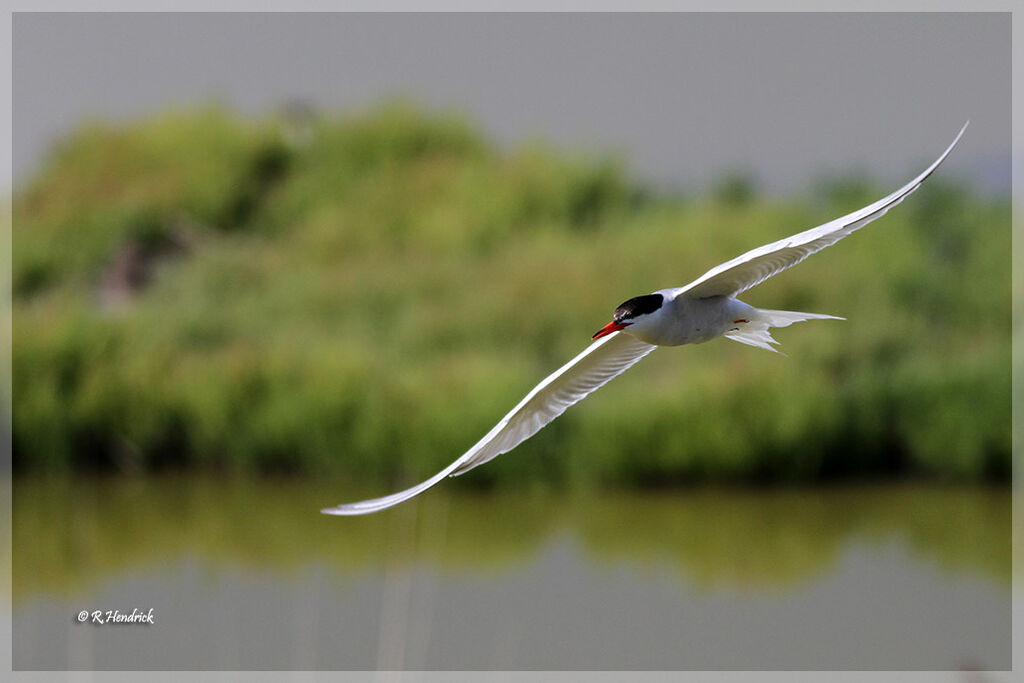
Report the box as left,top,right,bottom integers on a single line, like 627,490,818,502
12,103,1011,484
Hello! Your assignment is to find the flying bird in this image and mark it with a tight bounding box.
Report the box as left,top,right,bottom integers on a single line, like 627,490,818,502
323,122,968,516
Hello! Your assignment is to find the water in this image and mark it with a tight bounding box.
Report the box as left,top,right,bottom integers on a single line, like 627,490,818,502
10,476,1010,670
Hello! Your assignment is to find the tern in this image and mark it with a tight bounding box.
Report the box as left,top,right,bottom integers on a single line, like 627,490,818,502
323,122,968,516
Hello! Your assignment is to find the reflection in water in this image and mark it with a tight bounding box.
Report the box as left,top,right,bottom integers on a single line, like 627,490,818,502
573,486,1010,590
13,476,1009,596
10,476,1010,669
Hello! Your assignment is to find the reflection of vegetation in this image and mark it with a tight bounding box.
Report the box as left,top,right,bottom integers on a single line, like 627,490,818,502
12,103,1009,482
573,488,858,589
12,477,1009,599
573,485,1011,589
10,476,560,598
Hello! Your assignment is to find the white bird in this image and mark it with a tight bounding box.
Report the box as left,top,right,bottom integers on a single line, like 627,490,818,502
323,122,968,516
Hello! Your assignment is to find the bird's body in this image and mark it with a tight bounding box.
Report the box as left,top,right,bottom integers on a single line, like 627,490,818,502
629,293,745,346
621,293,841,350
323,122,968,516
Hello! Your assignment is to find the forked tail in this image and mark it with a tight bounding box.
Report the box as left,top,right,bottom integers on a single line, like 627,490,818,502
724,308,844,353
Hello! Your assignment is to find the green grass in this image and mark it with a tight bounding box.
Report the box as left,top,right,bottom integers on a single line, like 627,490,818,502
12,102,1011,484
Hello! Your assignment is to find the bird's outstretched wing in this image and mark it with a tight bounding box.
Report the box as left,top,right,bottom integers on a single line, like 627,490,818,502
670,122,968,301
322,331,656,515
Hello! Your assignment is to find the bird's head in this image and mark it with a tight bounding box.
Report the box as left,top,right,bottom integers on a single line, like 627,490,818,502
592,293,665,339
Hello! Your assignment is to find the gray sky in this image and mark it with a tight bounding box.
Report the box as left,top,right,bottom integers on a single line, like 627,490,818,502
12,13,1011,195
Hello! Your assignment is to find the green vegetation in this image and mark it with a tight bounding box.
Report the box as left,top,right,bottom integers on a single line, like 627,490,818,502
12,103,1010,484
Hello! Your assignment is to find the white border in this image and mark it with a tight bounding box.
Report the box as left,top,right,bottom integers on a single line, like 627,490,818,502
3,5,1017,683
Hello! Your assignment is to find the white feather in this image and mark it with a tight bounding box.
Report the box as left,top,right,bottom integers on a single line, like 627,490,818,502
321,331,654,515
323,123,967,515
725,310,845,354
671,122,968,301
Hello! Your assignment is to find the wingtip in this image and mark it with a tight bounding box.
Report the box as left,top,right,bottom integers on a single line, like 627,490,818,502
949,120,970,147
321,502,378,516
912,120,969,183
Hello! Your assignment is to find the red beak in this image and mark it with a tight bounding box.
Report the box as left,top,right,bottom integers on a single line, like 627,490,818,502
592,320,630,339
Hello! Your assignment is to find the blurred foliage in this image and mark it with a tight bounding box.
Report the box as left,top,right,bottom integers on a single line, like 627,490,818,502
11,476,1009,598
712,170,758,207
12,102,1010,483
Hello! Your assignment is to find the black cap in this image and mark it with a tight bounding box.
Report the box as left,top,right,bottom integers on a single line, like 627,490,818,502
614,293,663,322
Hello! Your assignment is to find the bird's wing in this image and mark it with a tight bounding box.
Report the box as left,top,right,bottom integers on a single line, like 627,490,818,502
321,331,656,515
670,122,968,301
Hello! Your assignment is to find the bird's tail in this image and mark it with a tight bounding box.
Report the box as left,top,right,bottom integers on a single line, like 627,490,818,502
724,308,844,353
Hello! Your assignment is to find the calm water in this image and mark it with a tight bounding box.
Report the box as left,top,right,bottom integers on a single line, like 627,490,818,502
9,476,1011,670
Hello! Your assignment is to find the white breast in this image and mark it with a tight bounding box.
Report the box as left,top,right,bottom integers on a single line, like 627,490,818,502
628,294,755,347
